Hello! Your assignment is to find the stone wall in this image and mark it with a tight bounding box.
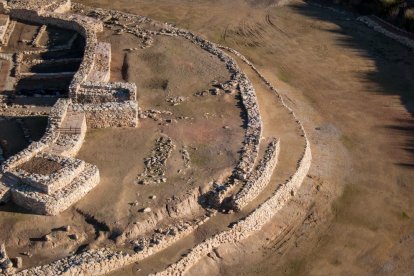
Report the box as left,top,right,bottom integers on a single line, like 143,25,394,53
117,187,202,244
358,15,414,52
19,71,75,80
31,24,46,47
7,0,71,14
156,25,263,208
76,81,137,104
86,42,111,82
70,100,138,128
0,182,10,203
10,163,99,216
1,98,70,172
9,8,139,129
8,8,103,101
156,140,311,276
232,138,280,211
0,14,9,45
46,111,87,158
17,217,209,275
9,153,85,194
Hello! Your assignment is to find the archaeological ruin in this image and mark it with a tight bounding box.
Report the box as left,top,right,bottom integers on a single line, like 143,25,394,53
0,0,316,275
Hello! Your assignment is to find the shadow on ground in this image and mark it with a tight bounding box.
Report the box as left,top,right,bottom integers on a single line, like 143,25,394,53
295,0,414,167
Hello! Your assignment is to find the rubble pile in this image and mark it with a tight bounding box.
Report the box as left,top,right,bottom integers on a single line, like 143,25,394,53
136,135,175,185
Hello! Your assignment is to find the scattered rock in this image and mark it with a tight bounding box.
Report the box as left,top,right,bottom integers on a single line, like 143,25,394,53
141,207,151,213
136,135,175,185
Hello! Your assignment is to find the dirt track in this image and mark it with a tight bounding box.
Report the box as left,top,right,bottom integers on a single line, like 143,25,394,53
75,0,414,275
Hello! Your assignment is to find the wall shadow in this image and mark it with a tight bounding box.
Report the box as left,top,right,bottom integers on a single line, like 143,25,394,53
293,0,414,167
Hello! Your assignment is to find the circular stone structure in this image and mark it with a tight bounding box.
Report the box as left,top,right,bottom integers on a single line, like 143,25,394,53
0,1,313,275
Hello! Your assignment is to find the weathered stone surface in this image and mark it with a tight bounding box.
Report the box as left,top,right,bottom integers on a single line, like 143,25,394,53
136,135,175,185
9,153,86,194
232,138,280,211
10,163,100,215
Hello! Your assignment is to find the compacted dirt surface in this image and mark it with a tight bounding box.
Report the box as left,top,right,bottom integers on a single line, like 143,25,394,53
72,0,414,275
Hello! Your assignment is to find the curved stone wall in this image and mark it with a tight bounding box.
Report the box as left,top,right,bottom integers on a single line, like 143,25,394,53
8,8,103,101
358,16,414,52
5,4,313,274
1,98,70,172
156,140,311,276
232,138,280,211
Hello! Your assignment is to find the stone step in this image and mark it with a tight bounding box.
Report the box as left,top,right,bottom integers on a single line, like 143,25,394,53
11,163,100,215
45,111,87,157
9,154,86,194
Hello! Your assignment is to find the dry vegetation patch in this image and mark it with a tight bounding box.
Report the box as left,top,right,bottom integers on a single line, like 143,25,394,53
17,157,64,176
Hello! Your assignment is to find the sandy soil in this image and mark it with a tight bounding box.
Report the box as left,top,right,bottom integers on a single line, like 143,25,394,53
75,0,414,275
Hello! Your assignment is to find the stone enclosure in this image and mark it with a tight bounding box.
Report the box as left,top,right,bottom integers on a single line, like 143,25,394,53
0,0,314,275
0,0,139,219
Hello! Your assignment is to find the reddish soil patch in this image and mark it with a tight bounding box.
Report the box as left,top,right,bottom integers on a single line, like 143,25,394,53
18,157,63,175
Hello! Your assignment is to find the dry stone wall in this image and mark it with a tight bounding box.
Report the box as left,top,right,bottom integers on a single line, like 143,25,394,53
1,98,70,172
358,16,414,52
232,138,280,211
76,81,137,104
0,1,141,218
86,42,111,82
0,19,15,47
7,0,71,14
0,14,9,45
17,217,210,275
8,8,103,101
117,187,202,244
0,98,100,215
156,140,311,276
0,243,14,274
0,182,10,203
153,24,263,208
2,4,314,274
46,111,87,157
9,154,85,194
31,24,46,47
7,7,140,129
70,100,138,128
10,163,99,216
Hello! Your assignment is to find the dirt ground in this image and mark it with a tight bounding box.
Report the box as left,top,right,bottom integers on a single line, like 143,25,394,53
74,0,414,275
